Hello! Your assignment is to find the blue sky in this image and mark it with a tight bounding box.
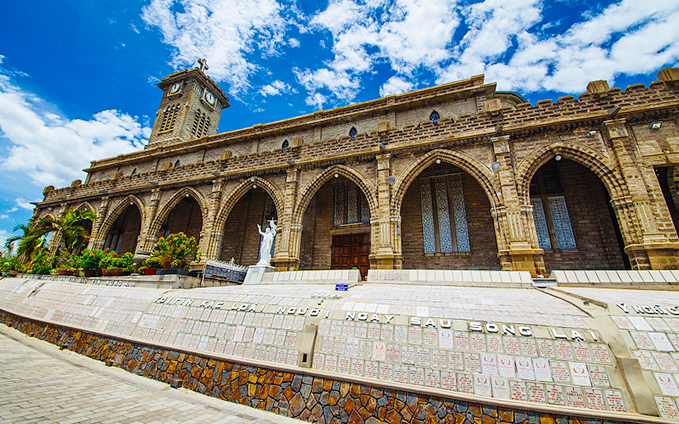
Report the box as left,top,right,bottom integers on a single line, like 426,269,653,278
1,0,679,249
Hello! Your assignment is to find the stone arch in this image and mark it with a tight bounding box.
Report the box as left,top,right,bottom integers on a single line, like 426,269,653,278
292,165,377,228
391,149,496,216
148,186,208,241
515,143,628,204
97,195,146,241
214,177,284,233
71,201,96,214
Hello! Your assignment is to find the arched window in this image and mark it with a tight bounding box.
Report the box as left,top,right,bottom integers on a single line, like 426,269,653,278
174,160,180,168
430,111,440,125
282,140,289,152
131,168,137,175
349,127,357,140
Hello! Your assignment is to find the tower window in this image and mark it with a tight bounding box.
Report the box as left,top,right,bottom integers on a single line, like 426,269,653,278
159,104,181,132
282,140,289,152
131,168,137,175
430,111,440,125
191,110,211,138
349,127,357,140
174,160,180,167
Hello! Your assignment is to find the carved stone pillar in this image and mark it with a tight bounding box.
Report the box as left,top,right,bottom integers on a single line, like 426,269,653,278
87,196,110,250
46,203,69,255
140,189,162,252
272,168,300,271
372,154,400,269
202,179,224,261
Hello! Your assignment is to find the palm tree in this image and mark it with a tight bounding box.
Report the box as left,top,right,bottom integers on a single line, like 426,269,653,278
5,222,52,261
39,209,97,253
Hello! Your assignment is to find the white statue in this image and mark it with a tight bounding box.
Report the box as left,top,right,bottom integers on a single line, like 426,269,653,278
257,220,277,266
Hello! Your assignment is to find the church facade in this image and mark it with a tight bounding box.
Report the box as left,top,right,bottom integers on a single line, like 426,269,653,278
35,67,679,275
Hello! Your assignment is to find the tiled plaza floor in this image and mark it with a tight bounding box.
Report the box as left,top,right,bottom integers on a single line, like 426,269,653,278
0,324,303,424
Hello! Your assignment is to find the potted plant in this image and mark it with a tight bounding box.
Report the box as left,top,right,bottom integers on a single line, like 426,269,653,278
117,252,135,276
99,251,117,276
153,233,199,275
1,260,10,277
79,249,108,277
55,252,78,276
139,256,162,275
27,251,55,275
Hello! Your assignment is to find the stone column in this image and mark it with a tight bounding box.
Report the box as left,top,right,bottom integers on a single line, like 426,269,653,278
140,189,162,252
492,136,545,276
46,203,69,255
201,179,224,261
373,154,400,269
272,168,300,271
603,119,679,269
87,196,110,250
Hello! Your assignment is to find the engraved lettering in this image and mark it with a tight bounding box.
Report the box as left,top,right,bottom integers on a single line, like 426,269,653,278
616,303,628,314
486,323,499,333
470,322,483,332
346,312,356,320
411,317,421,326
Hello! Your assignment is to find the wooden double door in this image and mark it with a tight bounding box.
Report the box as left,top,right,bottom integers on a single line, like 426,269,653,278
331,233,370,277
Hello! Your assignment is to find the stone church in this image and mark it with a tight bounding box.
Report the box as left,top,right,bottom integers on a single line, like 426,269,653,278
36,66,679,275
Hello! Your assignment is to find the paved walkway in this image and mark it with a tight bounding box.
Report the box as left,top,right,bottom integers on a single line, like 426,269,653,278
0,324,303,424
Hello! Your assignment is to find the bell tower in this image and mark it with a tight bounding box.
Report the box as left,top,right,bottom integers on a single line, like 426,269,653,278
147,60,229,147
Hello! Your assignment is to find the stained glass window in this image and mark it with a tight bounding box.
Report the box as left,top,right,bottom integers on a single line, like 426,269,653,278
531,199,552,250
420,179,436,254
548,196,577,249
419,174,469,253
430,111,440,125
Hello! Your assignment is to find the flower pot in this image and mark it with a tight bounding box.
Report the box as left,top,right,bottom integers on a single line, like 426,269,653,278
110,268,123,276
1,272,8,277
57,269,75,276
83,270,97,278
143,268,158,275
101,268,112,276
9,270,18,277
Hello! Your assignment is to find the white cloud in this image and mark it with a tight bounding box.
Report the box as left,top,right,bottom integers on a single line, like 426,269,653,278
380,76,414,97
141,0,291,93
14,198,36,211
0,229,8,251
0,59,149,189
0,215,8,220
260,80,292,97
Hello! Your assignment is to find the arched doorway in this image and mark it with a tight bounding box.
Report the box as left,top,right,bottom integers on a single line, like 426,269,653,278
104,205,141,254
160,196,203,243
529,158,628,271
400,161,499,270
220,187,278,266
300,176,371,276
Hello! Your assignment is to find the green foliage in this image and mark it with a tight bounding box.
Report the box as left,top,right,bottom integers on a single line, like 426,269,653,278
78,248,110,271
55,251,79,270
153,233,200,270
6,221,51,261
39,209,97,253
27,247,55,275
116,252,135,271
140,256,162,270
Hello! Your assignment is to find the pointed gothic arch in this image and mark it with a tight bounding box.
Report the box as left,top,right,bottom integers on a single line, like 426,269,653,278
214,177,284,233
98,195,145,254
148,186,208,243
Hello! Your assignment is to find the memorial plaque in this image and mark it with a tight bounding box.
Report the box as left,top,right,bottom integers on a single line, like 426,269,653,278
587,365,610,387
551,361,571,383
635,350,660,370
233,342,246,356
261,314,273,328
438,329,453,349
272,314,283,329
534,358,552,382
403,306,416,316
351,358,364,376
565,386,586,408
252,313,264,327
346,338,359,357
516,357,535,380
274,330,286,347
355,322,368,339
224,341,236,355
379,362,394,381
554,340,574,360
319,319,331,335
365,360,379,379
666,318,679,333
604,389,626,412
338,356,351,374
244,343,255,358
409,327,423,344
330,320,343,336
293,316,305,332
395,326,408,344
416,347,431,367
503,336,520,356
569,362,591,386
275,347,287,363
243,327,255,343
591,343,612,364
457,373,474,394
255,345,266,361
647,317,671,332
372,341,386,361
334,337,347,355
286,349,298,366
470,333,487,352
491,375,510,399
474,374,492,397
409,366,425,386
455,331,470,350
402,345,416,364
629,316,654,331
321,336,334,353
653,351,678,372
655,396,679,419
342,321,355,337
650,332,675,352
497,355,515,378
359,340,371,358
253,327,265,344
233,325,246,342
584,388,606,410
546,384,565,405
537,339,555,359
441,370,457,391
527,382,546,403
487,334,503,354
215,339,226,354
572,342,593,362
381,325,394,341
448,351,464,371
520,338,538,357
242,313,254,326
510,380,528,401
216,324,227,339
225,311,237,324
421,328,437,346
325,355,337,371
394,364,409,383
386,344,400,362
312,352,325,369
656,372,679,396
481,353,498,375
465,353,481,373
368,323,381,340
432,349,447,368
668,334,679,350
265,346,277,362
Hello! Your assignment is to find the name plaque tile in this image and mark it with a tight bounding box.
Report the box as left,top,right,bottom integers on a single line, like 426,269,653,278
573,342,593,362
351,358,364,376
629,316,654,331
346,338,359,357
487,334,503,354
242,313,254,326
271,314,283,329
262,328,275,345
551,361,572,383
224,341,236,355
206,338,217,352
342,321,355,337
234,342,246,357
423,328,438,346
233,325,246,342
666,318,679,333
261,314,273,328
425,368,440,388
604,389,626,412
611,316,633,330
244,343,256,358
520,338,538,357
655,396,679,419
438,329,453,349
491,375,510,399
338,356,351,374
395,326,408,344
655,372,679,396
410,366,425,386
584,388,606,410
503,337,521,356
282,315,295,330
497,355,515,378
591,343,613,364
554,340,574,360
537,339,555,359
473,374,492,397
368,323,381,340
255,345,266,361
634,350,660,370
394,364,409,383
668,334,679,350
569,362,592,386
587,365,611,387
293,316,305,332
252,313,263,327
355,322,368,338
234,311,246,325
330,320,343,336
207,323,218,337
243,326,255,343
365,360,379,379
359,340,371,358
253,327,264,344
312,352,325,370
481,353,498,375
416,347,431,367
372,341,386,361
325,355,337,372
381,325,394,341
565,386,586,408
454,331,470,351
274,329,287,346
402,345,416,364
334,337,347,355
457,373,474,394
432,349,447,369
527,382,547,403
470,333,487,352
403,306,416,316
510,380,528,401
379,362,394,381
441,370,456,391
650,332,676,352
534,358,552,382
215,339,226,354
465,353,481,373
285,332,297,348
386,344,400,363
653,351,678,372
409,327,423,344
319,319,331,335
647,317,672,332
448,351,464,371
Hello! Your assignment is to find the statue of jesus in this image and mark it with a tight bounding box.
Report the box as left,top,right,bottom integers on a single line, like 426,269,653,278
257,220,277,266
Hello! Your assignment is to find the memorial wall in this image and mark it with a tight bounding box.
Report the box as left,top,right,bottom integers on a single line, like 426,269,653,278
3,270,679,422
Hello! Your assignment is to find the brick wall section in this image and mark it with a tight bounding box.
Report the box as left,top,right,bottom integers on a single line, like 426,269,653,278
299,196,317,270
307,182,334,271
219,190,270,265
115,206,141,255
166,198,203,243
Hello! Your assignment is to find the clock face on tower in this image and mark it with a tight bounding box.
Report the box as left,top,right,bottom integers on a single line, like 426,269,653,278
170,83,181,94
204,90,216,106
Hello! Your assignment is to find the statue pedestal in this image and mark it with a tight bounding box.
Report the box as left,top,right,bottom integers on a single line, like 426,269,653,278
243,265,274,285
